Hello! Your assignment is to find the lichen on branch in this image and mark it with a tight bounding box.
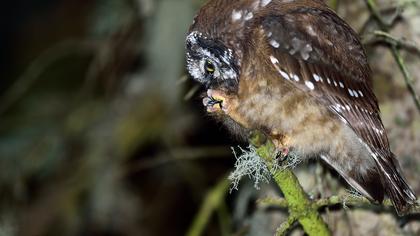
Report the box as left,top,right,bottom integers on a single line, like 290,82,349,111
230,131,331,236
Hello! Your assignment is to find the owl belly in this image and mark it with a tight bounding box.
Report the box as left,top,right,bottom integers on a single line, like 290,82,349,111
231,84,375,175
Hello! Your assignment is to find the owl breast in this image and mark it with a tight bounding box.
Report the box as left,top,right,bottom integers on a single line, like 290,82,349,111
222,69,375,177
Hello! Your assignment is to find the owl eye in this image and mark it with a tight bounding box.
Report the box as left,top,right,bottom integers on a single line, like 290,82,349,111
205,60,215,74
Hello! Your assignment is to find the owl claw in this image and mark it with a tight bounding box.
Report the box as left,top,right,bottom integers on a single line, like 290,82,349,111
202,89,250,128
272,134,291,157
203,89,229,113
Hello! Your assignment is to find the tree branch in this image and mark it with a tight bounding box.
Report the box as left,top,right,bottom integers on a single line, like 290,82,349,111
249,131,330,236
365,30,420,57
390,46,420,112
363,0,420,113
259,195,391,209
186,177,230,236
259,195,420,214
275,215,297,236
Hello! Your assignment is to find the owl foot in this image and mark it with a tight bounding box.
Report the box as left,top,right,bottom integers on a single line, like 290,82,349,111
203,89,251,128
203,89,231,113
272,133,291,157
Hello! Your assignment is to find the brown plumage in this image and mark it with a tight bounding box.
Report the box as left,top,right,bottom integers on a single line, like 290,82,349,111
185,0,417,215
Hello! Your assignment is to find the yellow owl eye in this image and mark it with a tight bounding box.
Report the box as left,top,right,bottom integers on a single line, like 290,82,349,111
205,60,215,74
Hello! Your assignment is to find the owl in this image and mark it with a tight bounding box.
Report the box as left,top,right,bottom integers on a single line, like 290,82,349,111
185,0,417,215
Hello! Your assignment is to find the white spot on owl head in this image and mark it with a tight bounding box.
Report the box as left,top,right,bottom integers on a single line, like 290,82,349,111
186,31,201,45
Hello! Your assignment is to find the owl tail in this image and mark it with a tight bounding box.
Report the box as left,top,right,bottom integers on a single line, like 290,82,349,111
321,153,417,215
320,155,384,203
373,151,417,215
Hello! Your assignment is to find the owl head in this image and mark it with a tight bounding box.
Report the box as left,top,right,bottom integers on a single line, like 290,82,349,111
185,31,239,91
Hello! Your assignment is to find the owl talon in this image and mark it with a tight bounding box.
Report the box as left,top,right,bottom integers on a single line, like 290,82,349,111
203,89,230,113
280,147,289,157
271,134,291,160
276,151,288,162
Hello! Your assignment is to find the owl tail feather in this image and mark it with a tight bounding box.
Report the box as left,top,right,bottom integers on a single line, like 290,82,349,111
373,150,417,216
321,153,417,215
320,154,384,203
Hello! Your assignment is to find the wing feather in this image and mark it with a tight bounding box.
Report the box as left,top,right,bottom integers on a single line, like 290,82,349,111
258,7,387,152
253,5,416,214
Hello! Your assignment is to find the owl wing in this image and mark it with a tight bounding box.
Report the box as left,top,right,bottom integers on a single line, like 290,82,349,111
256,7,416,213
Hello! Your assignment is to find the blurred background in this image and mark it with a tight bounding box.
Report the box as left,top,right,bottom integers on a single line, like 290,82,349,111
0,0,419,235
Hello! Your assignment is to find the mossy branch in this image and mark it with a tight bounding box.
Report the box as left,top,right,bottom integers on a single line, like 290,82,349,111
259,195,420,214
249,131,330,236
259,195,391,209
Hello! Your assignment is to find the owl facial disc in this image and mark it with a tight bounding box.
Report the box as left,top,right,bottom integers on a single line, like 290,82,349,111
185,31,239,91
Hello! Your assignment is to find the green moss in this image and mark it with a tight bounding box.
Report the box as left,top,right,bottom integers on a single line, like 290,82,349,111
249,131,330,236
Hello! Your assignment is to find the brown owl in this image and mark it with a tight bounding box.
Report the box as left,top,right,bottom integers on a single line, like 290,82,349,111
185,0,417,215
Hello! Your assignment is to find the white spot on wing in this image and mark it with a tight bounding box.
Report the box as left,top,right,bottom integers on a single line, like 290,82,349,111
307,26,316,36
313,74,321,82
291,74,300,82
348,89,354,97
305,81,315,90
232,10,242,22
332,104,341,112
373,127,384,135
300,44,312,60
269,39,280,48
279,70,290,80
270,55,279,64
260,0,272,7
338,115,349,125
339,82,344,88
353,90,359,97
